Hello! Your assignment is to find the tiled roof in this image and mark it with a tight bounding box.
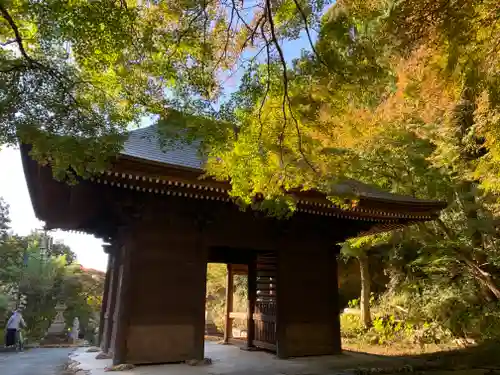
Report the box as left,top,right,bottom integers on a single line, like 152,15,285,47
121,126,444,206
330,179,442,205
121,126,205,170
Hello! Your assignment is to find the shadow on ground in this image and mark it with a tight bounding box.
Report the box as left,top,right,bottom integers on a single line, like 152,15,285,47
404,340,500,368
337,341,500,374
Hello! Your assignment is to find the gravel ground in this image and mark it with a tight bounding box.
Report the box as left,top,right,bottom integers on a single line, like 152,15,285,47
0,347,72,375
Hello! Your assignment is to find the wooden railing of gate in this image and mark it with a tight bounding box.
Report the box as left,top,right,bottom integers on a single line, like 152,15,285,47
253,301,276,350
254,252,277,351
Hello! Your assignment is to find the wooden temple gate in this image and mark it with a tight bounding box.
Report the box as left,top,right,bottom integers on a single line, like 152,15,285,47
20,126,446,365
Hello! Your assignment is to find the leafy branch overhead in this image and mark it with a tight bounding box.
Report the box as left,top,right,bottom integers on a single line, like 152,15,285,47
0,0,326,175
1,0,500,208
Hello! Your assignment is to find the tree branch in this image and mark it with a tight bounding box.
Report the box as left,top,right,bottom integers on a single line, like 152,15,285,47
265,0,289,167
0,4,34,66
291,0,328,68
265,0,317,173
258,21,271,143
0,39,16,47
231,0,254,33
212,5,235,75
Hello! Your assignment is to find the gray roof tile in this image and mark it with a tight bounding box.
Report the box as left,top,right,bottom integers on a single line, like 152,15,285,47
121,126,444,206
121,126,204,170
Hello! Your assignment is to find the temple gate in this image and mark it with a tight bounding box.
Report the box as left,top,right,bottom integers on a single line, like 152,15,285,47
20,125,446,365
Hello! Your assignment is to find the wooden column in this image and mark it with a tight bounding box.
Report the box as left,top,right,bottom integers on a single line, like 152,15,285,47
113,244,132,365
276,241,341,358
98,247,113,346
102,248,120,353
246,258,257,349
331,249,341,353
121,213,208,365
223,264,234,344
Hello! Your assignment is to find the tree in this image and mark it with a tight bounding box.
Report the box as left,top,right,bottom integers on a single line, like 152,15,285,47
19,245,67,339
0,198,10,239
341,233,391,328
62,266,105,343
0,212,102,342
50,241,76,264
2,0,500,213
0,0,329,181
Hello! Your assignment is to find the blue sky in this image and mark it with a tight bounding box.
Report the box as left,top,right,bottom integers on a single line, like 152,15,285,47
0,23,322,272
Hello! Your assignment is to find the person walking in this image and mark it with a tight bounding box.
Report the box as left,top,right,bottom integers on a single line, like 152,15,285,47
5,308,27,350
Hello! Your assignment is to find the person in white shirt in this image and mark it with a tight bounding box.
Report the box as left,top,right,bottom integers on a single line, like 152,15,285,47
5,309,26,349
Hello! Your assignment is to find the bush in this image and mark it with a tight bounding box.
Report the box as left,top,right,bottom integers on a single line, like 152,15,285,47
340,312,364,338
377,282,500,342
340,310,454,346
354,282,500,346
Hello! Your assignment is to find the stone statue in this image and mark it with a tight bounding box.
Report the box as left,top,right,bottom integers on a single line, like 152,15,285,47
72,317,80,343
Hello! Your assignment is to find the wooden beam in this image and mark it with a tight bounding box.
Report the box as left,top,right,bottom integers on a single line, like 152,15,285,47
229,312,246,319
224,264,234,344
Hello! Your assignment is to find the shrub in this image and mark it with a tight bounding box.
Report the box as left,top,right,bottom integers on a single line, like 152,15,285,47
340,312,364,338
370,283,500,344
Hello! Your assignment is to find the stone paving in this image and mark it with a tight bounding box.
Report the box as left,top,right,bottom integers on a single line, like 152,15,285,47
70,341,434,375
0,347,72,375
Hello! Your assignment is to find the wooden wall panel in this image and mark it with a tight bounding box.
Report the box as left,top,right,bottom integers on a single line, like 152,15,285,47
121,206,207,365
276,241,341,358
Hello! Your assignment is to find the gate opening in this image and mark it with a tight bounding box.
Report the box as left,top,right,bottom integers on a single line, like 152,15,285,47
205,251,278,352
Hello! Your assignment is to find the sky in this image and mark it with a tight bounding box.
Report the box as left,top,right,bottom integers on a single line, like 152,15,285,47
0,15,323,272
0,147,109,271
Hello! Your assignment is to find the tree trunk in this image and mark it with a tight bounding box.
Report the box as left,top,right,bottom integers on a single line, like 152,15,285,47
435,217,500,300
357,254,372,328
457,183,496,301
462,255,500,300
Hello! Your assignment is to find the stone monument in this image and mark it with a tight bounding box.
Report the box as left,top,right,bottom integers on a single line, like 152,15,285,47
71,317,80,344
41,303,68,345
204,309,220,335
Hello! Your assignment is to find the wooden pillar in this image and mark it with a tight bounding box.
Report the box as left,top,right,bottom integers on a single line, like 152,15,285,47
120,219,208,364
276,242,341,358
98,247,113,346
223,264,234,344
246,258,257,349
102,248,120,353
331,249,341,353
113,244,132,365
